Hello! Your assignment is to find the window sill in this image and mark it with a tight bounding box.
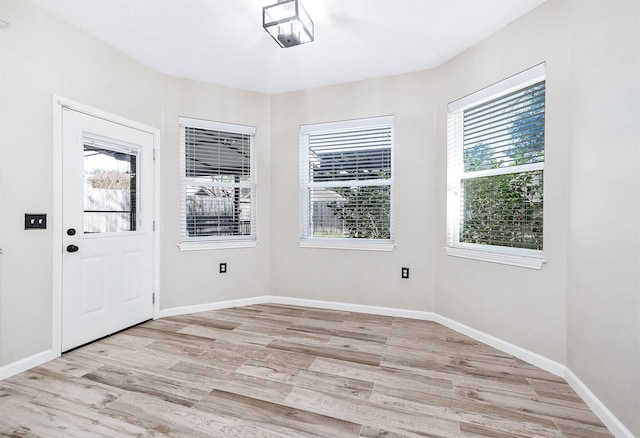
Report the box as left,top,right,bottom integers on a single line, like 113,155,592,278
445,246,544,269
299,238,395,252
179,240,258,251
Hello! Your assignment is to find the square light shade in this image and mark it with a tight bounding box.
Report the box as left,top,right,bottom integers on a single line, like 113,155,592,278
263,0,314,48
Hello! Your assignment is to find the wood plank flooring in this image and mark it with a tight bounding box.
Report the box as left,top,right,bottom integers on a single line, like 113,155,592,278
0,304,613,437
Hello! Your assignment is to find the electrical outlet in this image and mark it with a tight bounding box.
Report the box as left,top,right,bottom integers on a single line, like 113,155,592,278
401,267,409,279
219,262,227,273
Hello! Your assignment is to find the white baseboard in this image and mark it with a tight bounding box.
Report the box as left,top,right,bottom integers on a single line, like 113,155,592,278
155,296,271,319
564,368,635,438
1,296,633,437
0,349,56,380
433,314,566,377
267,296,436,321
267,296,565,376
266,296,630,437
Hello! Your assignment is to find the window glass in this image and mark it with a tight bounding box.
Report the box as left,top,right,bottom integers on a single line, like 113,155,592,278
447,65,545,262
300,117,394,244
83,144,138,233
179,118,256,245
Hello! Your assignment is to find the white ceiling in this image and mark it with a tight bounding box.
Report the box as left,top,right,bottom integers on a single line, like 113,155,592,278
29,0,546,94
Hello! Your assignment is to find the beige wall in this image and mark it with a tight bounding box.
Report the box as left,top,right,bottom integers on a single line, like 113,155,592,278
0,0,163,365
433,0,571,368
0,0,272,365
270,71,437,312
1,0,638,434
159,76,271,309
270,1,571,361
270,0,639,433
565,1,640,434
432,0,639,432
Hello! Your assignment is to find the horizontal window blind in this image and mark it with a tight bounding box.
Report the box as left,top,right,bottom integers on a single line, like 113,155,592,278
463,81,545,171
308,127,392,183
300,116,393,241
179,118,256,243
447,65,545,256
185,127,251,180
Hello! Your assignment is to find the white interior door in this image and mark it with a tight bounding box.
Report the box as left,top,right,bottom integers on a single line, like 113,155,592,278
61,109,154,352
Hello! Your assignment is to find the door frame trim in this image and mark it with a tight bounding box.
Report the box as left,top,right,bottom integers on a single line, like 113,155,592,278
52,96,161,357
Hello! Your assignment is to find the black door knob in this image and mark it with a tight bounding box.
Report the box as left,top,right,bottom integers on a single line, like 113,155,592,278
66,244,79,253
66,228,76,236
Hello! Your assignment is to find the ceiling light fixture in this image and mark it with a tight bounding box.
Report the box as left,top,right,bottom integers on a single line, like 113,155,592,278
263,0,314,48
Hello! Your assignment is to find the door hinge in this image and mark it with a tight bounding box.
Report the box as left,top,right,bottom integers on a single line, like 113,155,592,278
153,220,156,232
152,293,155,305
153,149,156,161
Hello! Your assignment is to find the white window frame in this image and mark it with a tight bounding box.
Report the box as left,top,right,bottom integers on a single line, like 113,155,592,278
446,64,546,269
178,117,257,251
299,116,395,251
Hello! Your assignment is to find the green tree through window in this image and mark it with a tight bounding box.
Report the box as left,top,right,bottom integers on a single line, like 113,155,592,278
454,78,545,251
300,117,394,244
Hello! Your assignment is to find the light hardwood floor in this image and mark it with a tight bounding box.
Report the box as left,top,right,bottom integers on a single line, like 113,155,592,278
0,304,612,437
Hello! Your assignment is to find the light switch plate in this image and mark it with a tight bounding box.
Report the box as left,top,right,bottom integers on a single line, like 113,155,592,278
25,214,47,230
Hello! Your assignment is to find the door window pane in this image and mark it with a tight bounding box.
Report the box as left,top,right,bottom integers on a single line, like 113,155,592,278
83,144,138,233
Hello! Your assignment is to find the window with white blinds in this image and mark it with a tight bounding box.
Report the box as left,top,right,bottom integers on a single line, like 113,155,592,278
179,117,256,249
300,116,394,250
446,64,545,268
